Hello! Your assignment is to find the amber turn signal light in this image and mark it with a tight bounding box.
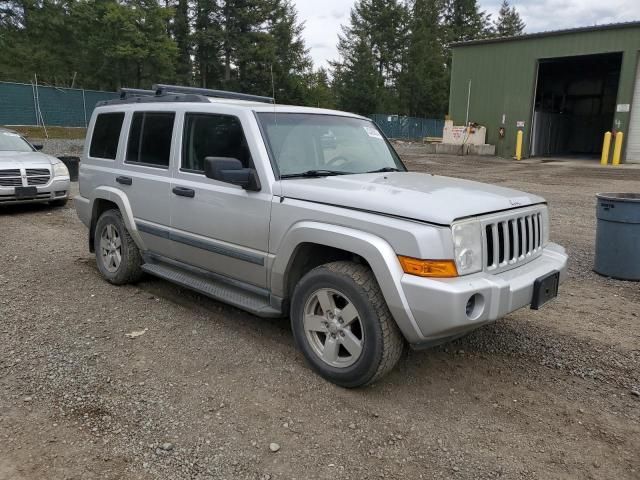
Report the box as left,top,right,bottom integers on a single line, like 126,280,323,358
397,256,458,278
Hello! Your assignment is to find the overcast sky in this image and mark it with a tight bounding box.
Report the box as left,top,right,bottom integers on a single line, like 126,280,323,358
293,0,640,69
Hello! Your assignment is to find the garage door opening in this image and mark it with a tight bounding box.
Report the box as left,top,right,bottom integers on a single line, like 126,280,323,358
531,53,622,159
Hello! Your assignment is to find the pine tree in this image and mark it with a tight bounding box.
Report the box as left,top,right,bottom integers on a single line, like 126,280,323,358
443,0,492,43
306,68,335,109
332,30,380,115
0,0,316,101
193,0,222,87
173,0,192,84
73,0,177,89
193,0,313,101
268,0,313,104
493,0,525,37
398,0,448,117
0,0,79,85
332,0,408,114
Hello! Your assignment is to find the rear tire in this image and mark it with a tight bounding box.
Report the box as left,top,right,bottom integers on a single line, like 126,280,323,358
291,261,404,388
94,209,143,285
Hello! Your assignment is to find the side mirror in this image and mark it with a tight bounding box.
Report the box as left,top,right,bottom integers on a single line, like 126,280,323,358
33,144,43,151
204,157,260,191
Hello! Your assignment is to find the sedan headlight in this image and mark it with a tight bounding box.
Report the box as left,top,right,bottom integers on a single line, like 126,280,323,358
52,160,69,178
452,220,483,275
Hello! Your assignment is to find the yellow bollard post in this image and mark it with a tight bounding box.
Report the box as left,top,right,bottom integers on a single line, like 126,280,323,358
612,132,624,166
515,130,523,160
600,131,612,165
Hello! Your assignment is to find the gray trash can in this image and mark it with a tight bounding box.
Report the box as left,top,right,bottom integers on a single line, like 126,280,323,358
594,193,640,281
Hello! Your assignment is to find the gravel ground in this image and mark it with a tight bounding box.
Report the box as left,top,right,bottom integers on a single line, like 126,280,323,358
30,138,84,157
0,148,639,480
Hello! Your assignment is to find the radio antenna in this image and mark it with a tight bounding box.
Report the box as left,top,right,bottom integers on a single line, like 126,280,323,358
270,64,276,104
270,64,277,123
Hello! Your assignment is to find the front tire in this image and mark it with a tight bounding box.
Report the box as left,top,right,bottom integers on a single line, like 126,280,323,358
94,209,143,285
291,261,404,388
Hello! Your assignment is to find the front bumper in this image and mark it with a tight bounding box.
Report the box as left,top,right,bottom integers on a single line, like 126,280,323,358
0,177,70,205
401,243,568,346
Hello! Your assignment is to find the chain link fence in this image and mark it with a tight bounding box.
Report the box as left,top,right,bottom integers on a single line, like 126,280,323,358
0,82,445,141
370,114,444,140
0,81,119,128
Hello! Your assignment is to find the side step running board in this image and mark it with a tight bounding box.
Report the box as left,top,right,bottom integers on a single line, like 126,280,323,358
141,262,282,318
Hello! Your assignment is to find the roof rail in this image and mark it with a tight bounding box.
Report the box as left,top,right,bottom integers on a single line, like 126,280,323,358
96,93,209,107
153,84,274,104
119,88,155,99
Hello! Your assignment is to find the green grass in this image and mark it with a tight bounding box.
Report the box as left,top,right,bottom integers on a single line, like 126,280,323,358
3,125,87,140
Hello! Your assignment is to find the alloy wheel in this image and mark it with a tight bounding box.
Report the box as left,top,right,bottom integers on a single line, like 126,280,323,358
100,224,122,273
303,288,365,368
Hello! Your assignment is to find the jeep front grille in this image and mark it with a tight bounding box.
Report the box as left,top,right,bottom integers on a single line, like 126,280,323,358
484,211,544,272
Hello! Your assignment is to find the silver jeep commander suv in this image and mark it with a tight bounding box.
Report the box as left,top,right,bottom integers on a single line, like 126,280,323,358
75,85,568,387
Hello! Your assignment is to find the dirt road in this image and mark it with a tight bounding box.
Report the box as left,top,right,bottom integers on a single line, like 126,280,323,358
1,153,638,479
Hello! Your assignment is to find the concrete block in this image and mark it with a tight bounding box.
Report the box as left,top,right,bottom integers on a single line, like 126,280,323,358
468,144,496,156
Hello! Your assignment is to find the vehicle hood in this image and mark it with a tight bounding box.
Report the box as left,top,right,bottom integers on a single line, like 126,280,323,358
279,172,545,225
0,151,58,169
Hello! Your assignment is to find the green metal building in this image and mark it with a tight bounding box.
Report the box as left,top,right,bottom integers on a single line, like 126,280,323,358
448,22,640,163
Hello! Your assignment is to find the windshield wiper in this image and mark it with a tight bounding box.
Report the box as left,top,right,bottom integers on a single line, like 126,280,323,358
280,170,353,179
365,167,402,174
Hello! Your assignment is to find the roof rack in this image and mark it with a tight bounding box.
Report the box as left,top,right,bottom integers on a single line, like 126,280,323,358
119,88,155,99
153,84,274,104
96,93,209,107
96,84,275,107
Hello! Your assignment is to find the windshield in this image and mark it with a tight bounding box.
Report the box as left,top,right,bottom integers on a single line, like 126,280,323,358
256,113,405,177
0,131,34,152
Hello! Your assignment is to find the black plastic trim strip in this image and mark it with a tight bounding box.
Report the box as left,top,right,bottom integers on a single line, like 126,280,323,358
136,222,170,239
135,222,265,266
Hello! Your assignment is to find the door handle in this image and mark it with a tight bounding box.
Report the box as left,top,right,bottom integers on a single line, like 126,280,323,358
116,176,132,185
172,186,195,198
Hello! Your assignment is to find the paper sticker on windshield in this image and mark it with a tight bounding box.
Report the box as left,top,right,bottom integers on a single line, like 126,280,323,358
364,126,383,139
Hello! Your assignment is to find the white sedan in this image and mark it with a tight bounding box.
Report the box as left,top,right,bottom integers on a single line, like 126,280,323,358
0,128,70,207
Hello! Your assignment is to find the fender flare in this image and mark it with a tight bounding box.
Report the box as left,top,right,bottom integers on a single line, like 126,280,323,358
90,187,145,250
271,221,425,343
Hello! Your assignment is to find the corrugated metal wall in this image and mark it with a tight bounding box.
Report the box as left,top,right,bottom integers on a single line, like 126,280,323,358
0,81,119,127
449,25,640,158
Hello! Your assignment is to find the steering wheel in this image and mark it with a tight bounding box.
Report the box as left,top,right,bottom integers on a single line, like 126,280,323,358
326,155,350,168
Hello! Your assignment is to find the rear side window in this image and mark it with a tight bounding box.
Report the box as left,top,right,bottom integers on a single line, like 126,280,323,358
89,112,124,159
182,113,252,172
126,112,175,168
